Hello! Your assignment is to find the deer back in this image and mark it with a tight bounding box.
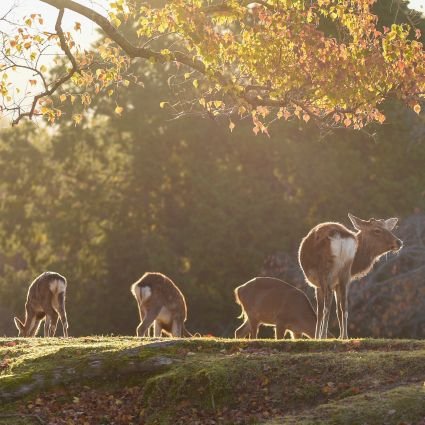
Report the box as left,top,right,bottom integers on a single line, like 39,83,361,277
131,272,187,321
298,222,357,286
235,277,316,328
27,272,67,311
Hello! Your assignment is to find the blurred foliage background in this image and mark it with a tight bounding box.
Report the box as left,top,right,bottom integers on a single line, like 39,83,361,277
0,0,424,338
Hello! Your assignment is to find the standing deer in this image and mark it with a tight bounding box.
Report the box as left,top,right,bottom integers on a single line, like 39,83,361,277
234,277,316,339
131,272,188,337
298,213,402,339
14,271,69,337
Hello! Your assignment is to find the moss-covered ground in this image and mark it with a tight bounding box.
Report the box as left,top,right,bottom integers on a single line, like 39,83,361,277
0,337,424,424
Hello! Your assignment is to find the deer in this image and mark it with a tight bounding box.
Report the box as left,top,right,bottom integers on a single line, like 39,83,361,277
14,271,69,337
234,277,316,339
298,213,403,340
131,272,189,337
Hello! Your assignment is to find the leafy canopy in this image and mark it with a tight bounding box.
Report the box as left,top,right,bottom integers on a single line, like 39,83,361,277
0,0,424,132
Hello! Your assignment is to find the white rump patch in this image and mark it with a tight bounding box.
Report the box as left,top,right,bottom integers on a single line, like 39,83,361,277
49,279,66,294
141,286,152,301
330,234,357,270
131,283,151,303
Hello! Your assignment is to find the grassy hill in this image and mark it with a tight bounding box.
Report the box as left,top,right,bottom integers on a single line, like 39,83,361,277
0,337,424,424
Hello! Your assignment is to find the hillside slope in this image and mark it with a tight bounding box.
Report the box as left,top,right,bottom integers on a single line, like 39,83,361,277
0,337,424,424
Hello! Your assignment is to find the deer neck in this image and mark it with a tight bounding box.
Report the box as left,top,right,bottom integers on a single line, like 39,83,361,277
351,232,376,278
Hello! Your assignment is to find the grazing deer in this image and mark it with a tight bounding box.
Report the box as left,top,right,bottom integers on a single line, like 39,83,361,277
131,272,188,337
234,277,316,339
298,213,402,340
14,272,69,337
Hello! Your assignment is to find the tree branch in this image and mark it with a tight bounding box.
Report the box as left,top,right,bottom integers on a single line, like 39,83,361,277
12,8,80,125
39,0,229,85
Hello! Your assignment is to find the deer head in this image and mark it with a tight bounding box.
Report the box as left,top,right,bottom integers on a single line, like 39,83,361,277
348,213,403,258
14,317,29,337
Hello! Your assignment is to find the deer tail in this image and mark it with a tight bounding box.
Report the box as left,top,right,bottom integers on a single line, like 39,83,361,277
234,287,246,320
183,325,193,337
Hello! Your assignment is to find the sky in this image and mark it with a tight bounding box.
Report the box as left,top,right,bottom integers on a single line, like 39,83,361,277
410,0,425,11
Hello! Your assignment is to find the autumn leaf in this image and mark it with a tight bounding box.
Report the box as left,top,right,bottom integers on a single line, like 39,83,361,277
72,114,83,125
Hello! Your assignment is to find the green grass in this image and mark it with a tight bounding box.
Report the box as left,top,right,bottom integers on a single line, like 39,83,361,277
1,337,425,424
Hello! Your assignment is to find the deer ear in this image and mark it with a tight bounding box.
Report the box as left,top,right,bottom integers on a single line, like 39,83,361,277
348,213,369,230
384,217,398,231
14,317,24,332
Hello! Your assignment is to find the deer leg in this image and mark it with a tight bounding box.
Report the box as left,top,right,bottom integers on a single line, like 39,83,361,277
49,311,59,337
136,305,161,337
315,287,324,339
320,286,333,339
334,288,343,339
339,280,350,340
44,302,59,337
44,315,52,338
30,318,42,337
171,320,183,337
249,319,259,338
154,321,163,337
56,291,69,338
275,324,287,339
235,319,250,338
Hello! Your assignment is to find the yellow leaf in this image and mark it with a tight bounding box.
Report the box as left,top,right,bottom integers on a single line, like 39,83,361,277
72,114,82,125
59,94,67,102
193,80,199,89
413,104,421,114
229,121,235,132
115,105,124,115
112,17,121,28
238,105,246,115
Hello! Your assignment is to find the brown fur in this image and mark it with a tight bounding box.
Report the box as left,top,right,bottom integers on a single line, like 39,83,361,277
298,214,402,339
14,272,69,337
131,272,188,337
234,277,316,339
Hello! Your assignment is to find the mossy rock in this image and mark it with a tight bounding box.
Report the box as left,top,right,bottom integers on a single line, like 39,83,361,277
1,337,425,424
